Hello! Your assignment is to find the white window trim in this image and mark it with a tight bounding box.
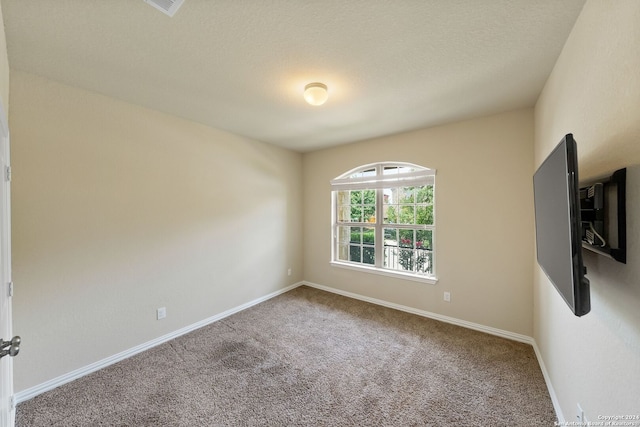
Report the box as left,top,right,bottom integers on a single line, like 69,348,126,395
330,260,439,284
331,162,438,283
331,170,435,190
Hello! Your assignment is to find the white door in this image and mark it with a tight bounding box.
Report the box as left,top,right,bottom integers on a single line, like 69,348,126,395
0,100,15,427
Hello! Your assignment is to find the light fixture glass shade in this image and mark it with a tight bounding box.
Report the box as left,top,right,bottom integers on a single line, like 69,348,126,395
304,83,328,106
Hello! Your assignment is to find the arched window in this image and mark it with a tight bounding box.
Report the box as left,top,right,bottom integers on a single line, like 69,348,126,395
331,162,436,283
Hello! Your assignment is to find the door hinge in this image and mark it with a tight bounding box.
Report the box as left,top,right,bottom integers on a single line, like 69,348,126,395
5,166,11,182
10,395,15,410
7,281,13,297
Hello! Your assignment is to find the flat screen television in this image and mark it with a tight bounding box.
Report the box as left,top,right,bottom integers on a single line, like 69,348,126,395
533,134,590,316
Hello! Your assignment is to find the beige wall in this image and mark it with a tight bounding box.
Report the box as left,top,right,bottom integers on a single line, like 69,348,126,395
303,109,535,336
0,3,9,115
10,71,303,391
534,0,640,421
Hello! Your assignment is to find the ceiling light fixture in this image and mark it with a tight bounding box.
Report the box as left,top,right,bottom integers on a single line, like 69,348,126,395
304,83,328,106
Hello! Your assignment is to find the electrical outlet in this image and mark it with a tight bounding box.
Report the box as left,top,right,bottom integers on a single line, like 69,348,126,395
287,268,292,276
444,292,451,302
157,307,166,320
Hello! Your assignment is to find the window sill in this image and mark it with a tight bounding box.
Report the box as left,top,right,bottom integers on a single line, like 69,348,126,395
330,261,438,285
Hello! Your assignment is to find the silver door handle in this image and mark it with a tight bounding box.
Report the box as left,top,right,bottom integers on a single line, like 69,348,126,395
0,336,20,359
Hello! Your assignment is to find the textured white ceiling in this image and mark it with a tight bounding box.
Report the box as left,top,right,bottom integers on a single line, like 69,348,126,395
2,0,585,152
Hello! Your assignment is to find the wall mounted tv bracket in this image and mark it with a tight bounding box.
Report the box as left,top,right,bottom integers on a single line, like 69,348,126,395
580,168,626,263
581,183,605,246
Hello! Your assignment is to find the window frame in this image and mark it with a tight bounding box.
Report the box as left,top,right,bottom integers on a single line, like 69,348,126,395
330,162,438,284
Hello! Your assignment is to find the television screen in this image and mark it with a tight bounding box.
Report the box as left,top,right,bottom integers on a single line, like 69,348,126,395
533,134,590,316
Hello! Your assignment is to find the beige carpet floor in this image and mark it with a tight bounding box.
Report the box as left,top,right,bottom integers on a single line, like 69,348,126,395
17,285,556,426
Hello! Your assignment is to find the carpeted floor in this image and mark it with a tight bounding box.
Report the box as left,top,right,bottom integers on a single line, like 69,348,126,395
17,286,556,426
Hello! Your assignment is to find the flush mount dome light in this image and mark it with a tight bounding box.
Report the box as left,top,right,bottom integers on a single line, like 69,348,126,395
304,82,328,106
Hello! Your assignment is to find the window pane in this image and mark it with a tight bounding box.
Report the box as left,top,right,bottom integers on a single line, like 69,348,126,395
363,190,376,218
338,206,350,222
338,226,350,244
365,209,376,223
399,229,414,248
383,166,398,175
350,227,362,243
363,189,376,203
415,250,430,274
363,227,375,244
416,185,433,204
416,205,434,225
423,252,433,275
384,228,397,245
399,187,415,204
384,205,398,224
407,250,432,275
398,166,416,174
416,230,433,250
399,206,415,224
385,245,431,273
349,245,361,262
351,168,375,179
363,205,376,223
338,244,349,261
350,206,362,222
385,188,397,204
351,190,363,204
337,190,350,207
363,246,375,265
383,228,397,270
383,245,398,269
398,249,414,272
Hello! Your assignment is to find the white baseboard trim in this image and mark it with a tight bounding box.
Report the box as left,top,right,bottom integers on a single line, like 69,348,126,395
15,282,305,404
301,281,534,344
531,340,564,423
17,279,562,423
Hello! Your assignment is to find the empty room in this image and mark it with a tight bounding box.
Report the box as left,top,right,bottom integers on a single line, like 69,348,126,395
0,0,638,426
